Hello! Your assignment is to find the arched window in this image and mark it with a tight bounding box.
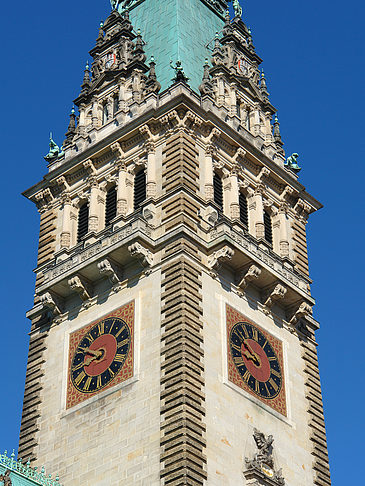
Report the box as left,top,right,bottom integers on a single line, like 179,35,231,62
103,104,109,125
264,210,273,245
113,96,119,116
105,186,117,226
213,173,223,211
77,203,89,242
134,169,146,210
239,193,248,228
246,110,251,131
86,111,92,126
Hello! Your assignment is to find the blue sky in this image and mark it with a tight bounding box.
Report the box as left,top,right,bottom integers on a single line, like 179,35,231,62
0,0,363,483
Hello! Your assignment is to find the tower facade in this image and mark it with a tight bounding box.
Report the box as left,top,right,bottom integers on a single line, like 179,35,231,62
20,1,331,485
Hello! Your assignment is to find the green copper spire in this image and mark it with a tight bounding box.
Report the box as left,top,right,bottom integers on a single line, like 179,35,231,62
118,0,227,92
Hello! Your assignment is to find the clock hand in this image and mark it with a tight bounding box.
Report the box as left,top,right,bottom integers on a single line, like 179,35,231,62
79,347,103,358
242,340,261,366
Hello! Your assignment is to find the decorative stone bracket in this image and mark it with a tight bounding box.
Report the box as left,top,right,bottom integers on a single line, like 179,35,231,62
263,283,287,314
39,292,63,317
244,428,285,485
68,275,92,302
289,301,313,326
128,242,153,268
208,245,234,276
97,258,123,290
237,264,262,293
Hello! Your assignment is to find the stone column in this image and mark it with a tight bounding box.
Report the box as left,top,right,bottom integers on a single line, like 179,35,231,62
240,104,248,129
264,111,273,143
228,166,240,219
229,84,237,117
278,203,290,257
145,141,157,198
250,185,265,239
204,144,215,201
92,97,99,128
253,103,261,135
116,163,128,216
60,194,72,248
89,180,99,232
216,76,225,107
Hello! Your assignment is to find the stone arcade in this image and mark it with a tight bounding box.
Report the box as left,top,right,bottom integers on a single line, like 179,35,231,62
20,1,331,485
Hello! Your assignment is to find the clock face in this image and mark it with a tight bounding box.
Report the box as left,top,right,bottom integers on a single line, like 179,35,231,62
229,322,282,399
226,305,287,416
70,317,131,394
67,302,134,409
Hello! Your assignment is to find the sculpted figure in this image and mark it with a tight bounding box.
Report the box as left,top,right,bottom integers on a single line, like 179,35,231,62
233,0,243,18
285,153,302,173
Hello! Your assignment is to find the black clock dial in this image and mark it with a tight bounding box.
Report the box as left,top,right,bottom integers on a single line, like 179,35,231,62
229,322,282,399
71,317,131,394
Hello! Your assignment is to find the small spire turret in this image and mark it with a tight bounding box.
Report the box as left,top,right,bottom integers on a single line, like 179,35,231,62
260,71,269,101
63,107,77,147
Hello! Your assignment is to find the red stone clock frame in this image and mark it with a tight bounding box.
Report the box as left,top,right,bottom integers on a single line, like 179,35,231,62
66,301,135,409
226,304,287,416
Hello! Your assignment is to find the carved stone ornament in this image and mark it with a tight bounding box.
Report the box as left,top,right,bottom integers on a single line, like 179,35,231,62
244,429,285,485
237,264,262,292
208,246,234,276
263,284,287,314
68,275,92,302
128,242,153,268
40,292,62,317
97,258,123,289
289,301,313,326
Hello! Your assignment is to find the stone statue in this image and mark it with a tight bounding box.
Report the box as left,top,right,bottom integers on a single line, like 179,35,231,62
285,153,302,173
245,429,285,485
110,0,119,9
253,428,274,466
233,0,243,18
0,470,12,486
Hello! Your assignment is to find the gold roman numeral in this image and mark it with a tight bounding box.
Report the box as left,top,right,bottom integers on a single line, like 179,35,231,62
74,371,86,386
252,328,258,342
114,353,126,363
231,343,242,352
269,378,279,392
242,325,249,339
99,321,105,335
115,324,126,339
254,379,260,394
96,375,102,389
234,328,246,342
84,376,92,391
72,361,85,372
117,338,129,349
268,356,277,362
242,370,251,383
234,356,245,366
271,368,281,378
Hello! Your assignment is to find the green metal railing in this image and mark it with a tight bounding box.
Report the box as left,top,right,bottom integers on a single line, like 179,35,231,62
0,451,62,486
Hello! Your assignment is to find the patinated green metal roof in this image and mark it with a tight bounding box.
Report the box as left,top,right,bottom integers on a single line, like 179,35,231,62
118,0,226,92
0,451,61,486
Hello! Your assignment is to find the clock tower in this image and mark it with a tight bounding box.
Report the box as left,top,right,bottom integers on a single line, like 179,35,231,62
20,1,331,485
